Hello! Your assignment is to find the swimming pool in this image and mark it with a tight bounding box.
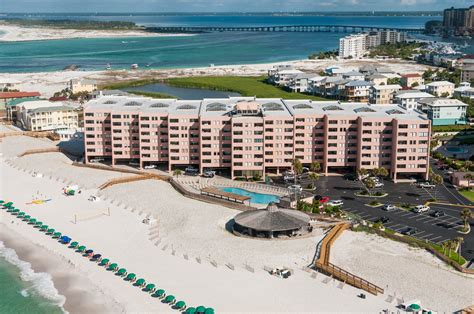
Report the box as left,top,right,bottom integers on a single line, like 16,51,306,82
446,147,467,153
220,187,280,205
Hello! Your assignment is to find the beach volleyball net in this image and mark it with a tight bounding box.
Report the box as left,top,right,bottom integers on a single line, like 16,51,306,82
73,208,110,224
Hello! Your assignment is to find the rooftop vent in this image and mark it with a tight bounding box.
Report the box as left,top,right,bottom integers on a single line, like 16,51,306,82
323,105,343,111
293,103,312,109
262,102,284,111
206,103,227,111
103,100,117,105
354,107,376,113
150,103,169,108
386,109,404,115
124,101,142,107
177,104,197,110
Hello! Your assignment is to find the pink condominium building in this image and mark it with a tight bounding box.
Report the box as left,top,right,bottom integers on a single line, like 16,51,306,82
83,96,431,182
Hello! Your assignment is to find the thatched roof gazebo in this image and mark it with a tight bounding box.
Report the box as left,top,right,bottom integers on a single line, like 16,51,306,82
232,202,312,239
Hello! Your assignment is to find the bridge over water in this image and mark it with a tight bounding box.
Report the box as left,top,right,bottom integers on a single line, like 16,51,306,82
146,25,425,34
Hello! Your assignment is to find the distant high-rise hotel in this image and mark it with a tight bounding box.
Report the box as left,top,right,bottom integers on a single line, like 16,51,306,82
443,6,474,34
339,31,406,59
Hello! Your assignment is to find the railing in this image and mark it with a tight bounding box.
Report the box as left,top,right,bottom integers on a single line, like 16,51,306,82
98,174,165,190
313,223,384,296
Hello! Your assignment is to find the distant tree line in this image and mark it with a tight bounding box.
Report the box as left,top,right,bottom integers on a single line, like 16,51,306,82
5,19,140,30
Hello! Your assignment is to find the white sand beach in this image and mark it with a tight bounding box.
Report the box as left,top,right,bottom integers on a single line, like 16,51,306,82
0,23,192,42
1,58,434,97
0,134,472,312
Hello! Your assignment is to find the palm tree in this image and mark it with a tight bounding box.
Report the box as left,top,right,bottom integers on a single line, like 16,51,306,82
357,168,369,192
310,161,321,173
455,236,464,264
377,167,389,178
464,160,473,171
460,208,472,232
292,158,303,176
364,177,376,196
441,241,450,256
173,169,183,178
308,172,319,190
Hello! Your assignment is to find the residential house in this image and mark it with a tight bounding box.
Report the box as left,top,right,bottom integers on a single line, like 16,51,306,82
461,64,474,83
454,82,474,99
369,84,402,105
426,81,455,97
395,91,435,111
340,80,373,102
69,79,97,94
417,98,467,126
400,73,424,88
450,172,474,188
287,73,321,93
2,92,41,121
342,71,365,81
365,74,388,86
16,100,79,131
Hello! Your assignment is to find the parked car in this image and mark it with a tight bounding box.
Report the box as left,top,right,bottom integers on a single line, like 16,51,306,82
185,167,199,176
288,185,302,193
343,173,358,181
444,169,454,175
284,175,295,182
400,227,417,236
417,182,436,189
90,158,104,163
413,205,430,213
327,200,343,207
302,167,310,173
376,216,390,224
202,170,216,178
431,210,445,217
374,182,384,188
382,204,396,211
144,165,156,169
314,195,330,203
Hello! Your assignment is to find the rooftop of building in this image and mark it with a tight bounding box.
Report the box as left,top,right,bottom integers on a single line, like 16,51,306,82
372,84,402,90
85,96,429,121
0,91,41,99
345,80,373,87
19,100,77,111
395,90,435,99
418,98,468,107
70,78,97,85
401,73,422,78
28,105,78,114
426,80,455,87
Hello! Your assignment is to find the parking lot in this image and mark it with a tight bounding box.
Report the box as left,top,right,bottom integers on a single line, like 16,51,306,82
274,172,474,263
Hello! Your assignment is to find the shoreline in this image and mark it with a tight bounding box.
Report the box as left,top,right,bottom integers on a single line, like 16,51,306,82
0,223,123,314
0,23,194,42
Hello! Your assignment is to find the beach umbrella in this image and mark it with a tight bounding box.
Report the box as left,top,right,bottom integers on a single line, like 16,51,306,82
153,289,165,298
185,307,196,314
17,212,25,217
40,225,49,231
145,283,156,292
204,308,214,314
47,228,55,234
409,304,421,311
99,258,110,266
175,301,186,310
11,209,20,214
117,268,127,276
35,221,43,227
22,215,31,221
77,245,86,252
69,241,79,248
125,273,136,281
3,202,13,208
108,263,119,271
53,232,62,238
196,306,206,313
60,236,71,244
0,200,4,204
28,218,37,224
135,278,146,287
164,295,175,304
92,254,101,261
85,249,94,254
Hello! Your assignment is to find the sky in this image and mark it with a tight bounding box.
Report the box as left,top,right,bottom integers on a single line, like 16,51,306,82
0,0,472,13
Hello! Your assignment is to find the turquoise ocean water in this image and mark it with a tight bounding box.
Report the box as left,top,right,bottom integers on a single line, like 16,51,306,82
0,241,64,314
1,14,467,73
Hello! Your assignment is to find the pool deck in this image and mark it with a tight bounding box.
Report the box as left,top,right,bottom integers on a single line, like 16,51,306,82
200,187,251,205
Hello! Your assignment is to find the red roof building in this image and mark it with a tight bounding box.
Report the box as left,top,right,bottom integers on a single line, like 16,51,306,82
0,92,41,100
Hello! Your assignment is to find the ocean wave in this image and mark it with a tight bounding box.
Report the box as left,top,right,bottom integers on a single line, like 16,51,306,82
0,241,67,313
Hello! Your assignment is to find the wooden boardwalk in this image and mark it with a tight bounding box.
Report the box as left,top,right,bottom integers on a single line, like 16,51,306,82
313,223,384,296
98,174,166,190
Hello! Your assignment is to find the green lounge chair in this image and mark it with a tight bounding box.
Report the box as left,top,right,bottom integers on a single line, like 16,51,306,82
196,306,206,313
28,218,37,224
53,232,61,238
69,241,78,248
153,289,165,298
185,307,196,314
47,228,55,234
99,258,110,266
35,221,43,227
204,308,215,314
17,212,25,217
40,225,49,231
22,215,31,221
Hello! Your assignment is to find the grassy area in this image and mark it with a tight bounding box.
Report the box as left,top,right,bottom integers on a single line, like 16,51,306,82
164,76,329,100
432,124,473,133
459,190,474,202
128,91,176,99
431,243,466,265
